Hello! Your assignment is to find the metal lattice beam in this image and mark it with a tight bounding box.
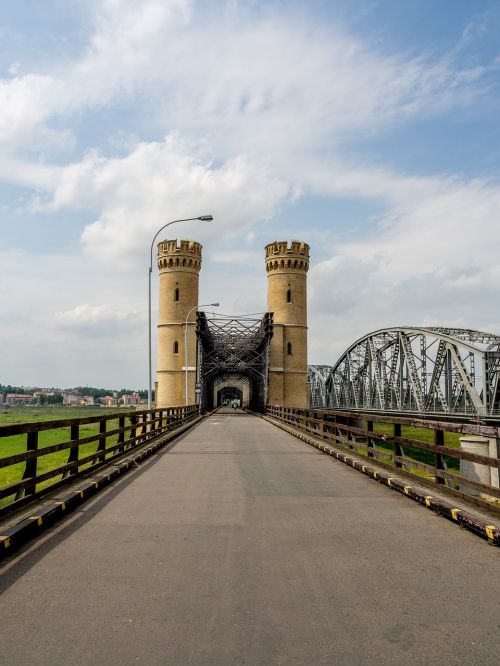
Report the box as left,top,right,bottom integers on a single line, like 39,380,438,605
197,312,273,412
313,327,500,417
307,365,332,408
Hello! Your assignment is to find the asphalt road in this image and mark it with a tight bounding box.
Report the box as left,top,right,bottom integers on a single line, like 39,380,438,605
0,412,499,666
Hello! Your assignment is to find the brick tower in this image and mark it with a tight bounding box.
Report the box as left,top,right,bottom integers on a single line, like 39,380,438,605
156,239,202,407
265,240,310,407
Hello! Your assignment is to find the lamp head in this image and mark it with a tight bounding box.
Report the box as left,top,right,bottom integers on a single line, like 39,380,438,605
211,303,220,307
198,215,214,221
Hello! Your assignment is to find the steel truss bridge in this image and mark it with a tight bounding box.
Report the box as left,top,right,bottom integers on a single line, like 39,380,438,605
196,311,274,412
308,364,332,409
309,327,500,418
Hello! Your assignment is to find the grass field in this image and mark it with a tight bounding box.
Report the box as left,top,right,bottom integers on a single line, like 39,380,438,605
369,421,461,473
0,406,132,508
0,405,120,425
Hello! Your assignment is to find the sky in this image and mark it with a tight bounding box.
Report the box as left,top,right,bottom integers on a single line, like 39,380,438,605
1,0,500,389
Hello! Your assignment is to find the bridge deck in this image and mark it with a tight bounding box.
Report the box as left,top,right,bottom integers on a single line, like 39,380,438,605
0,412,498,665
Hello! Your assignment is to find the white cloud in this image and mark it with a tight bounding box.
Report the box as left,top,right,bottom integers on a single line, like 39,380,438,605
2,1,497,267
55,303,143,334
307,169,500,363
1,1,500,384
0,0,496,156
0,157,62,191
210,250,261,265
0,250,148,387
31,136,289,265
0,0,192,152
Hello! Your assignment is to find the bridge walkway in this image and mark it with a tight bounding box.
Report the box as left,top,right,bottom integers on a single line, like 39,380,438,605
0,411,499,665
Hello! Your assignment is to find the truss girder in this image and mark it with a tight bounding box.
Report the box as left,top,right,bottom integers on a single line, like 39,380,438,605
197,312,273,412
399,333,424,411
485,352,500,413
425,340,449,412
388,338,401,409
307,366,332,408
368,337,385,408
447,344,483,412
321,327,500,417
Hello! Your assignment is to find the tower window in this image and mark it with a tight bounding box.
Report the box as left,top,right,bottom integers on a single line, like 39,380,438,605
173,341,179,354
287,342,293,355
174,287,180,302
286,289,292,303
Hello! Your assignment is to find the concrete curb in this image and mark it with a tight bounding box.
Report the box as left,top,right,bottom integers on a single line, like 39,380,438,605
263,415,500,547
0,415,204,560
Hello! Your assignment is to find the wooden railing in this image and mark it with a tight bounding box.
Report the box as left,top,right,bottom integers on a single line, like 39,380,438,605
267,405,500,508
0,405,199,516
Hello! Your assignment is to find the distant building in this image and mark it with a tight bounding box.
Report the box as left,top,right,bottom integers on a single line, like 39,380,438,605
121,392,140,406
33,391,56,400
100,396,118,407
5,394,33,405
63,393,81,406
80,396,95,406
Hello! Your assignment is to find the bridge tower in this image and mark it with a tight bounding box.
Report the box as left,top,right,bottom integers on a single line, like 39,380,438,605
156,239,202,407
265,240,310,408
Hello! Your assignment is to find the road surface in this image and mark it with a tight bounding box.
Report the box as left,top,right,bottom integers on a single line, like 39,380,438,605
0,411,499,665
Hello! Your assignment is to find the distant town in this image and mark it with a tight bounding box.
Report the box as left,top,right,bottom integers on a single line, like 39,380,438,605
0,385,148,408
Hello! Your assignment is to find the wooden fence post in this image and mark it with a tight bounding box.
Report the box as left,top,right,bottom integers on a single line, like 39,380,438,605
347,417,354,450
434,429,446,484
16,431,38,499
98,419,107,463
367,421,374,458
394,423,403,468
117,417,125,453
130,414,138,445
63,424,79,478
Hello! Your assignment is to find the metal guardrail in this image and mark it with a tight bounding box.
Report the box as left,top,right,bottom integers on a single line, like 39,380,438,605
267,405,500,508
0,405,199,516
329,406,500,425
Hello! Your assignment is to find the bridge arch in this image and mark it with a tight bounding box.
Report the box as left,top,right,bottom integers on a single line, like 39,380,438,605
316,327,500,417
197,312,274,412
307,365,332,408
214,375,250,408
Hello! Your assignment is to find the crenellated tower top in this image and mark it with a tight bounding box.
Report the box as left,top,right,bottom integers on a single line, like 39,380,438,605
157,239,202,274
265,240,310,274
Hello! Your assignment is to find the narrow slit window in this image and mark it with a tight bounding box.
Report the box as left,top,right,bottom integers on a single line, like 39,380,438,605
286,289,292,303
173,341,179,354
174,287,180,302
287,342,293,355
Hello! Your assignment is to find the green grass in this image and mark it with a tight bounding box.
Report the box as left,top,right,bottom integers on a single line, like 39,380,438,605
0,406,130,508
371,422,461,472
0,405,120,425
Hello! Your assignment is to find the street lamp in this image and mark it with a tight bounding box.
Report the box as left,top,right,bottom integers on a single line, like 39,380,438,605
148,215,213,409
184,303,220,406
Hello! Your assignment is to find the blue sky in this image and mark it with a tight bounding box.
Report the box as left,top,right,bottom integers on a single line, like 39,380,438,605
1,0,500,388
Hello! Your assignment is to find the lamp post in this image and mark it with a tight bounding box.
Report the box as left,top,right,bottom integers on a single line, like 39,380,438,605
184,303,220,406
148,215,213,410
